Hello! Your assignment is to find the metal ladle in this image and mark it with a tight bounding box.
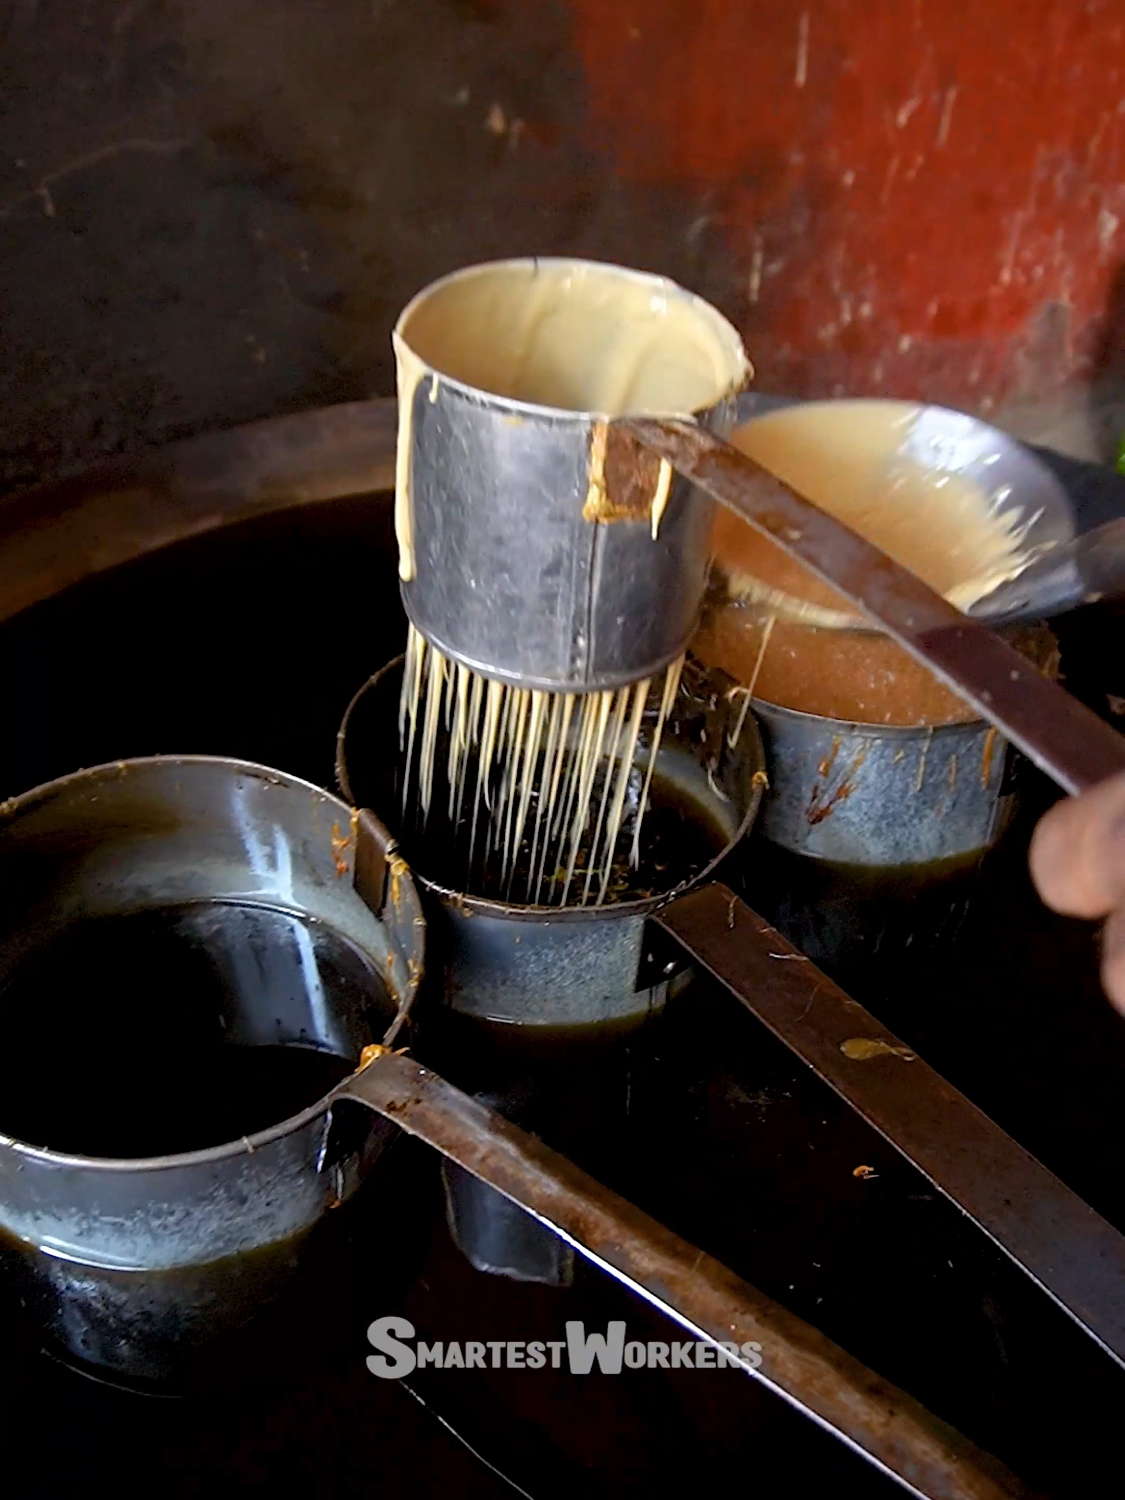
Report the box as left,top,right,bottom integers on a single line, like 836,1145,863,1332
625,417,1125,795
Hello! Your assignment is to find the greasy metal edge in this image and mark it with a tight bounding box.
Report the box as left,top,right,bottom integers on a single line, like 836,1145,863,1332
0,755,420,1174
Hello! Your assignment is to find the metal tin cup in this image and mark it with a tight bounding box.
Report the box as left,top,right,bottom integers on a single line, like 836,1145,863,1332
337,658,764,1287
336,656,765,1034
0,757,423,1384
750,701,1016,867
394,258,751,692
738,700,1020,996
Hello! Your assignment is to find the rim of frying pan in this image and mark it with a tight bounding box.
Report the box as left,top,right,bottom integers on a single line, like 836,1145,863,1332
336,655,766,925
0,754,419,1172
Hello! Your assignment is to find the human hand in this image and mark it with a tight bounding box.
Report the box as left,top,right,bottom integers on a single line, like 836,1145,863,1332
1030,771,1125,1013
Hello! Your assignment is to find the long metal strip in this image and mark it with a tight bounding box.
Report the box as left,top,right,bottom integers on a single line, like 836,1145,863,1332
656,882,1125,1372
621,416,1125,794
336,1049,1033,1500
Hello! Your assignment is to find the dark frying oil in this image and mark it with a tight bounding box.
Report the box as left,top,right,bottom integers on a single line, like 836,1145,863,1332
408,771,728,906
737,839,988,1008
0,904,371,1158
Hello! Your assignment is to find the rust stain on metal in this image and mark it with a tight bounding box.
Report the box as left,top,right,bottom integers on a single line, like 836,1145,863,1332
585,421,665,523
330,820,352,878
817,736,842,778
807,746,867,825
981,726,998,789
388,850,410,911
807,780,855,824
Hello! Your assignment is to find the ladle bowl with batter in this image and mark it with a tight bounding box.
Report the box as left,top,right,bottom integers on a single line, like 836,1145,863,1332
698,396,1067,982
717,396,1076,631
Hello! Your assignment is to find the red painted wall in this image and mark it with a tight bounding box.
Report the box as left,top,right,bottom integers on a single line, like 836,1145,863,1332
571,0,1125,411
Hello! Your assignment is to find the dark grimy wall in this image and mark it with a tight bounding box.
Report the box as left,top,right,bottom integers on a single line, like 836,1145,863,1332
4,0,1125,491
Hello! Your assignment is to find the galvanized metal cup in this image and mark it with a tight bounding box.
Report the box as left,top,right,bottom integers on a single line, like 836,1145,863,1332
336,656,765,1032
0,757,423,1384
394,258,751,692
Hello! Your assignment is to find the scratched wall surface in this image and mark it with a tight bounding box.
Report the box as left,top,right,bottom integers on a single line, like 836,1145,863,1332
0,0,740,491
572,0,1125,411
1,0,1124,491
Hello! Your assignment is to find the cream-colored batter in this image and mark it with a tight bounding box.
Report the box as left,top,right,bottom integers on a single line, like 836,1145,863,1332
392,334,428,582
714,400,1035,616
650,458,674,539
399,621,684,906
395,258,749,415
393,259,750,579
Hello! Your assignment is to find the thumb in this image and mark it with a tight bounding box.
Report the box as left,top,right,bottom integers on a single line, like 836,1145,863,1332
1030,770,1125,919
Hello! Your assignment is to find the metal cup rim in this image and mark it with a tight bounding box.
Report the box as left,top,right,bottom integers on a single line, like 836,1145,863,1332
0,754,409,1173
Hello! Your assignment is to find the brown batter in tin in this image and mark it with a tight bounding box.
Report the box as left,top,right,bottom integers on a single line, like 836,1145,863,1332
692,599,1058,727
698,402,1055,725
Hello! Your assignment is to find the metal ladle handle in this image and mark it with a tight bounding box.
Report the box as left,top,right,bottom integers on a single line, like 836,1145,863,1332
333,1046,1031,1500
622,418,1125,795
655,882,1125,1375
970,514,1125,626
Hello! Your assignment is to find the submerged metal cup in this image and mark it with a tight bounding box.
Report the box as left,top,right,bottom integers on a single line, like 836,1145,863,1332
336,656,765,1032
739,700,1021,992
394,258,751,691
0,757,423,1383
338,659,764,1285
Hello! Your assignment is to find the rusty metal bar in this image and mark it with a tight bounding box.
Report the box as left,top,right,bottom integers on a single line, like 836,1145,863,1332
0,397,397,625
656,881,1125,1373
622,416,1125,794
336,1049,1033,1500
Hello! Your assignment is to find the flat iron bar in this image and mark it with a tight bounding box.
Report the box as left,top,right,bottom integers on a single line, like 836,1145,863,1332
656,882,1125,1375
621,417,1125,795
337,1050,1032,1500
